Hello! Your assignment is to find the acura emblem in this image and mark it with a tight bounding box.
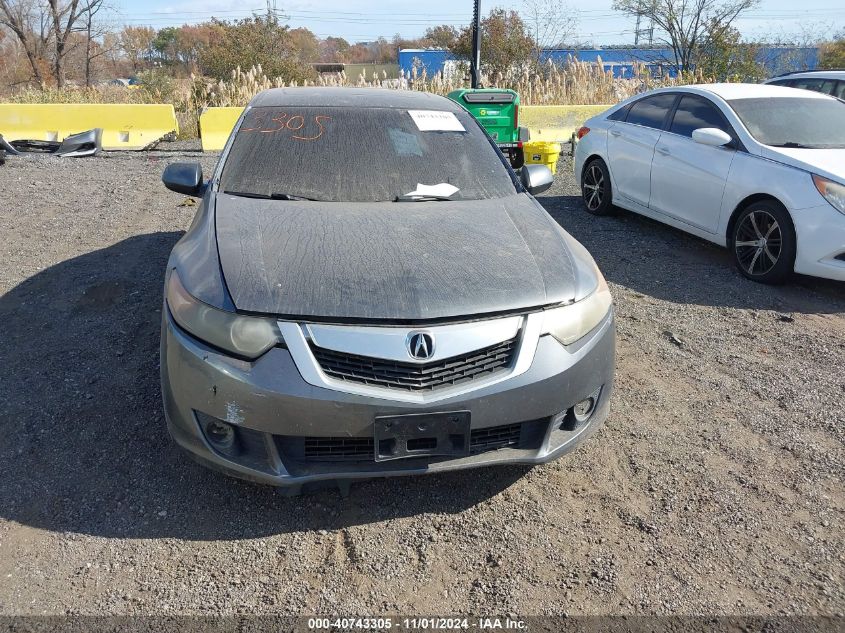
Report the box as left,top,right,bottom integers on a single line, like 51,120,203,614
407,331,435,360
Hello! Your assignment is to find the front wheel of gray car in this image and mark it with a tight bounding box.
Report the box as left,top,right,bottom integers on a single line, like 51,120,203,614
581,158,614,216
731,200,796,284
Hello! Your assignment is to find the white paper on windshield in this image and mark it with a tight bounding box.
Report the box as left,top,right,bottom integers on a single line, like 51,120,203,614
403,183,459,198
408,110,466,132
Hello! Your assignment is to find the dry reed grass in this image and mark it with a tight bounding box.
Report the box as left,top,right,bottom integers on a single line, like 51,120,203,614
3,59,705,138
192,59,701,108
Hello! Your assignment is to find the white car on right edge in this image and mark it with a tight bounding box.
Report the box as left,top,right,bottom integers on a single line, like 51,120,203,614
574,83,845,283
764,70,845,99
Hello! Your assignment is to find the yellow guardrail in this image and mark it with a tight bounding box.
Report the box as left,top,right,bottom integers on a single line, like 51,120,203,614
0,103,178,150
199,107,244,151
0,103,608,152
197,104,612,152
520,105,611,143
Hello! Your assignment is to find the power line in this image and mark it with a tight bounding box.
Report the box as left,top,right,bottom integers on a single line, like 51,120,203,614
106,8,845,24
96,4,845,44
114,6,845,18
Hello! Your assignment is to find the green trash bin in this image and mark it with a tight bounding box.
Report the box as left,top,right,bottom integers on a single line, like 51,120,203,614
447,88,529,168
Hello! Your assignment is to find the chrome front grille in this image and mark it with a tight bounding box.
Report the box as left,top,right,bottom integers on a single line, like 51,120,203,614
310,337,518,392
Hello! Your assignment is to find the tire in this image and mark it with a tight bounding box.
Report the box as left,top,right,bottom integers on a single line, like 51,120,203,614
581,158,614,216
730,200,796,284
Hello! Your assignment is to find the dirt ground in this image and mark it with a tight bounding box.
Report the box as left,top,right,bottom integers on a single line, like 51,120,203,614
0,146,843,618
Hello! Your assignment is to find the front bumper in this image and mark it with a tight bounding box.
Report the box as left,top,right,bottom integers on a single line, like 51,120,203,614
793,203,845,281
160,309,616,487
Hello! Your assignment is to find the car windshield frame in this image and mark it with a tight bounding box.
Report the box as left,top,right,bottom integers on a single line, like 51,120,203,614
727,96,845,149
217,105,521,203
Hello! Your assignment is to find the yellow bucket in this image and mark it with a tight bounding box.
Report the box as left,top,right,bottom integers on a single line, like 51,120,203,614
523,140,562,174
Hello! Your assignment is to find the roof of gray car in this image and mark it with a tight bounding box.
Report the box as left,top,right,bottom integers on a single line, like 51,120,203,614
248,87,463,111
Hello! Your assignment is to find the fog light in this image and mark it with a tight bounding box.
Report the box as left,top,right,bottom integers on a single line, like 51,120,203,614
573,397,595,422
205,419,235,449
560,387,602,431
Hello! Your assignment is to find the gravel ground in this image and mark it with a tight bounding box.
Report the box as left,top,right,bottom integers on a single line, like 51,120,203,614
0,146,843,618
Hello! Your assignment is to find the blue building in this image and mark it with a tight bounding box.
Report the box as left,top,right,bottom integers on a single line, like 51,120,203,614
398,47,819,79
398,49,455,77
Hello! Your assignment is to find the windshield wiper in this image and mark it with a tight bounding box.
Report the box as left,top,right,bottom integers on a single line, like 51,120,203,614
223,190,317,201
770,142,811,148
394,194,457,202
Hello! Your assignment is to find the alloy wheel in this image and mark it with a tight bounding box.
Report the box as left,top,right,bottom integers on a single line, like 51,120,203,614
583,164,605,211
735,209,783,276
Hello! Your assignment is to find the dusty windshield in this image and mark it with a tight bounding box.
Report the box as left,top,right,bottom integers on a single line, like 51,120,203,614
728,97,845,148
219,106,518,202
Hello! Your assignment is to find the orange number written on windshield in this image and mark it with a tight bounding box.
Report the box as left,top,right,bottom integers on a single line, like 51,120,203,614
241,112,332,142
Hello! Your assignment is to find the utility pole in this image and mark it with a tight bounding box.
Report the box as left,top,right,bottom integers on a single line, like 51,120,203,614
633,0,654,46
470,0,481,88
634,11,641,46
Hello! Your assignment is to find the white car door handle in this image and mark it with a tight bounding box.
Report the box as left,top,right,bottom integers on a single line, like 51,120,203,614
610,130,622,137
656,146,670,155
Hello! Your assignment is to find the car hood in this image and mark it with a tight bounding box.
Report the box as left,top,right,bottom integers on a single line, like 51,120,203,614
214,193,580,320
761,146,845,184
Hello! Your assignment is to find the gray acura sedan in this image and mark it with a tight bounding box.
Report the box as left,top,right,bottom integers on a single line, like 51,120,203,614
160,87,615,489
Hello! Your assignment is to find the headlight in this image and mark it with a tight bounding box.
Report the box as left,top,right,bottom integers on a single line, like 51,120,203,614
813,174,845,215
166,270,283,359
542,269,612,346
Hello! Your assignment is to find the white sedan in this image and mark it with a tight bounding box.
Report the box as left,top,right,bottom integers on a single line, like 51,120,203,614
574,83,845,283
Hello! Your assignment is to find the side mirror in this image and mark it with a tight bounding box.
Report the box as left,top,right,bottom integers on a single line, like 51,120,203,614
520,164,554,195
692,127,733,147
517,126,530,142
162,162,203,195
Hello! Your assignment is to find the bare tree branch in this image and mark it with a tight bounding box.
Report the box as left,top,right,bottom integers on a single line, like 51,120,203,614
0,0,47,85
612,0,759,72
522,0,579,65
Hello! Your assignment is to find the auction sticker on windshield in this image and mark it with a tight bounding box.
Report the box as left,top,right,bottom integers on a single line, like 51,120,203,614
408,110,466,132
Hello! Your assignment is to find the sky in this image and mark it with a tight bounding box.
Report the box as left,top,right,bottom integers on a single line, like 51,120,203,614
108,0,845,46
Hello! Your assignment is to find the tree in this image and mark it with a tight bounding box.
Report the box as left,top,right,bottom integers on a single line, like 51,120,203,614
46,0,85,86
452,9,535,78
373,36,395,63
612,0,759,73
0,0,52,86
0,23,29,85
424,24,458,50
175,23,219,73
0,0,91,86
818,31,845,69
77,0,113,86
696,25,764,81
100,30,121,73
345,42,375,63
198,14,315,82
521,0,578,64
319,36,350,62
152,26,179,64
288,27,319,65
119,25,155,73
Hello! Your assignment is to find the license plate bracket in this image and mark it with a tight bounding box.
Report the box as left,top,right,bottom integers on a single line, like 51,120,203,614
374,411,471,462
